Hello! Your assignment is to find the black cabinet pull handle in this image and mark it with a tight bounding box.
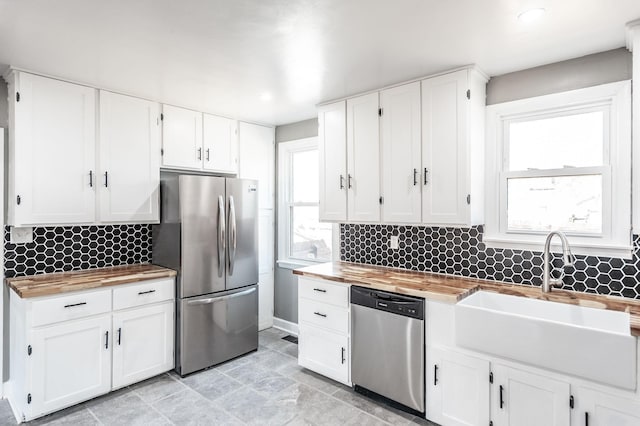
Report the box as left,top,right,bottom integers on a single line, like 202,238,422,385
89,171,93,187
313,312,327,318
585,412,589,426
64,302,87,308
138,289,156,295
499,385,504,409
105,331,109,349
206,148,210,161
341,347,345,364
347,174,353,189
197,147,202,160
434,365,438,385
117,328,122,345
313,288,327,293
104,171,109,187
413,168,418,186
339,174,345,189
424,168,428,185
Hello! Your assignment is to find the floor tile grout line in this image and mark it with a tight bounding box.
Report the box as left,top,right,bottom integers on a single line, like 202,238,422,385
85,406,104,426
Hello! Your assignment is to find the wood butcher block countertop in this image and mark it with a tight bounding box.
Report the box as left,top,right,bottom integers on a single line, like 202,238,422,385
6,264,177,298
294,261,640,337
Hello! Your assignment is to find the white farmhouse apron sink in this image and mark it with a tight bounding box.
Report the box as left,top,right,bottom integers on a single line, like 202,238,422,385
455,291,637,390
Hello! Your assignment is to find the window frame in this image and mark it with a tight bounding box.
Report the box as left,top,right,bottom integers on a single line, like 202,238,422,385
277,136,333,267
485,81,632,258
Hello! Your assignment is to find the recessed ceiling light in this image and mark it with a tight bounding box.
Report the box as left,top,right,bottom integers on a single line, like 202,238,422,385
260,92,272,102
518,8,545,23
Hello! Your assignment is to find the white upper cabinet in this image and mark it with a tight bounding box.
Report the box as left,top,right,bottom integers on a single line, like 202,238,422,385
422,68,486,226
203,113,238,174
161,104,203,170
318,101,347,222
8,72,96,226
99,91,160,223
347,92,381,223
380,82,422,223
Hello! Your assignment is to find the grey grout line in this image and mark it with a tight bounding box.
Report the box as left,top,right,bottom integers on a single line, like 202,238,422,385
85,407,104,426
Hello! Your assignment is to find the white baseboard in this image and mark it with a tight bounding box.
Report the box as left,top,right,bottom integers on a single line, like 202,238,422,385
273,317,299,336
259,319,274,331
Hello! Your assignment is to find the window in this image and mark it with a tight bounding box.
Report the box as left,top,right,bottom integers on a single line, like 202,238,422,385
485,81,632,258
278,137,333,265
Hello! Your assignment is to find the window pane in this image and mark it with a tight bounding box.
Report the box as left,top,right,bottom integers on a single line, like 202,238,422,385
291,206,332,260
508,111,604,171
292,150,319,203
507,175,602,233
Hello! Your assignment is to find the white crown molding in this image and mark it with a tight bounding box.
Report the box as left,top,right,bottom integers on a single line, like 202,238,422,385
625,18,640,51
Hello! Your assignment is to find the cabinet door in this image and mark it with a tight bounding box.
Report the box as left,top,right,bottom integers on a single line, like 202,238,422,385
112,302,174,389
318,101,347,222
13,72,96,225
380,82,422,223
161,104,203,170
422,70,469,225
573,387,640,426
492,364,570,426
30,314,111,417
347,93,380,222
298,323,349,385
426,347,490,426
203,114,238,174
99,91,160,223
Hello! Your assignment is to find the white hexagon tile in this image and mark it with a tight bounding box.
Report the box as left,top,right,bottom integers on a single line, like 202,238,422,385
341,224,640,299
4,225,151,278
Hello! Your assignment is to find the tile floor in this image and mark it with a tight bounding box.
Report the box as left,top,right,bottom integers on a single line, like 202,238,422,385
0,328,437,426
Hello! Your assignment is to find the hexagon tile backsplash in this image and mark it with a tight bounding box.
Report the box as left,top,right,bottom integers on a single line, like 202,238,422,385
340,224,640,300
4,225,152,278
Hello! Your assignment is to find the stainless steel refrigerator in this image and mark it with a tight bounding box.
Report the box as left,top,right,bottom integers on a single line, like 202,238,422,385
152,172,259,376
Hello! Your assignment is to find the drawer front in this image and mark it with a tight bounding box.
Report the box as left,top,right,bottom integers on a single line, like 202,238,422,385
113,278,175,311
31,289,112,327
299,298,348,334
298,277,349,308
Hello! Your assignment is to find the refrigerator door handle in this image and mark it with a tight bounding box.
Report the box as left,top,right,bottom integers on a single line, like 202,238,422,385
186,287,256,305
217,195,226,277
228,195,237,275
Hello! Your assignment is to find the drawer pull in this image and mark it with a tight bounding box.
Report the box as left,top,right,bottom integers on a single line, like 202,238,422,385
117,328,122,345
138,289,156,295
313,312,327,318
499,385,505,409
105,331,109,349
341,347,346,364
64,302,87,308
313,288,327,293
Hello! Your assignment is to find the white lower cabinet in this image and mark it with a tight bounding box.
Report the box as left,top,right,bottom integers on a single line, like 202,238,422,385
297,277,350,386
491,364,570,426
426,347,490,426
8,278,175,422
298,323,349,384
112,302,174,389
572,387,640,426
30,314,112,417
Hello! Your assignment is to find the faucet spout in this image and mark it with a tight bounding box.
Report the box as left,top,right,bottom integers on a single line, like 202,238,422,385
542,231,574,293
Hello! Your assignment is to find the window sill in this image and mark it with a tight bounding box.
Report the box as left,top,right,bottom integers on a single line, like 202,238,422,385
276,259,329,270
483,236,633,259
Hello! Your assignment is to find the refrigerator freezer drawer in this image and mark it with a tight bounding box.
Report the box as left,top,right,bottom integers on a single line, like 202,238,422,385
177,285,258,376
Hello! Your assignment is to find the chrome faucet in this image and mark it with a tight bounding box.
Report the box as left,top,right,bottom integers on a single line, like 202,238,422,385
542,231,576,293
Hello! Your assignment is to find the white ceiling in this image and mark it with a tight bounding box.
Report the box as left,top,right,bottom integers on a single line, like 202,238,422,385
0,0,639,125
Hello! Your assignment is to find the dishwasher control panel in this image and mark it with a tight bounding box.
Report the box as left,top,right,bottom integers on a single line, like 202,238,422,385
351,286,424,320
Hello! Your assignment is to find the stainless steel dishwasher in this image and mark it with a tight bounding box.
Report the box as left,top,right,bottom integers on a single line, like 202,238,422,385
351,286,425,415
